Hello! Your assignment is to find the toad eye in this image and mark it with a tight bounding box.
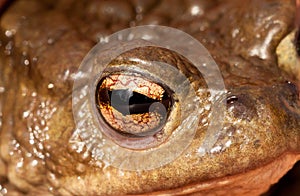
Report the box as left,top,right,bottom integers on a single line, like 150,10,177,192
72,25,225,171
95,73,173,137
90,45,204,151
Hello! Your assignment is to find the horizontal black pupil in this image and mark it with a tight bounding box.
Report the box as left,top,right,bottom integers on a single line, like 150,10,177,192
108,89,168,115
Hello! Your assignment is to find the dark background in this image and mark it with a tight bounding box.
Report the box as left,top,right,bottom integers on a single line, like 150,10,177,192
264,161,300,196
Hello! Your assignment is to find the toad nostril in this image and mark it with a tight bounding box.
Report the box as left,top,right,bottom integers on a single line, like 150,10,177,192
227,94,257,121
285,81,298,97
281,81,300,109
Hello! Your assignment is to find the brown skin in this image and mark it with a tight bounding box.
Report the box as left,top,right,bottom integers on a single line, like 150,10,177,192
0,0,300,195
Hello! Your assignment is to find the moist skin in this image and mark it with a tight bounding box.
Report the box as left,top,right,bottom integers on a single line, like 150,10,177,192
0,0,300,195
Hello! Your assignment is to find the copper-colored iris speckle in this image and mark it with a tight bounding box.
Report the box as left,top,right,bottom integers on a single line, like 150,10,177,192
102,74,165,100
96,73,173,137
99,104,163,136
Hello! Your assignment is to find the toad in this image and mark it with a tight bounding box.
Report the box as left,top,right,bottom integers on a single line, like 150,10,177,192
0,0,300,195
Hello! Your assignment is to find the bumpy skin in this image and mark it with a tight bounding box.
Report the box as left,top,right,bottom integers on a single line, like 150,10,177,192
0,0,300,195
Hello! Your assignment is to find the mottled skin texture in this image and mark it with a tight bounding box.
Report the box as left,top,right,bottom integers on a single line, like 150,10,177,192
0,0,300,195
